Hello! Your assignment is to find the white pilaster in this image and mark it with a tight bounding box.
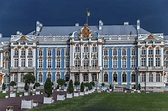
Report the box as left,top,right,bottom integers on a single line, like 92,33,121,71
138,47,141,66
25,49,28,67
153,47,156,66
33,48,36,67
70,39,74,67
98,72,102,83
161,47,164,67
80,73,83,83
89,73,92,82
80,44,83,66
19,49,21,67
0,53,2,67
18,73,21,82
98,39,102,70
89,44,92,66
146,47,148,66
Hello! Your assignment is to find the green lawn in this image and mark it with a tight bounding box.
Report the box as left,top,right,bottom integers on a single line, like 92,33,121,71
0,92,6,98
28,93,168,111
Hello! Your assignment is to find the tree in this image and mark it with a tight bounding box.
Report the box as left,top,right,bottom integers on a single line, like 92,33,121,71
24,82,29,92
90,81,95,86
44,78,53,97
80,82,84,92
67,80,74,94
10,81,16,92
2,83,6,90
57,79,65,89
88,83,92,90
23,73,35,84
74,81,80,86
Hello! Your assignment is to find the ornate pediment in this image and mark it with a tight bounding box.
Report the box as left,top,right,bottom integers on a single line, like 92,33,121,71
78,24,94,38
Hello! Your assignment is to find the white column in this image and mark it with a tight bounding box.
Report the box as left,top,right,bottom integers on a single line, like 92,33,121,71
11,74,14,81
33,48,36,67
89,73,92,82
80,73,83,83
89,43,92,66
18,73,21,82
25,49,28,67
70,40,74,67
70,73,74,81
19,49,21,67
0,52,2,67
99,72,102,83
146,72,149,83
10,49,14,67
138,47,141,66
98,39,102,70
153,47,156,66
161,47,164,67
146,47,148,66
138,73,141,83
80,44,83,66
153,72,156,82
1,53,3,67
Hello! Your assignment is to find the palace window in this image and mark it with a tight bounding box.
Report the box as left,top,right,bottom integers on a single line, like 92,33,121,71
75,73,79,82
47,72,52,80
122,73,126,82
92,74,97,81
39,59,43,68
148,58,153,67
156,73,160,82
113,73,117,82
39,50,43,56
83,74,88,81
56,59,61,68
113,58,117,68
28,50,32,56
132,49,135,55
20,73,24,82
75,46,80,52
141,58,146,67
14,50,18,56
65,49,69,56
84,59,89,69
149,74,153,82
75,59,80,67
92,59,98,68
65,72,69,82
148,49,153,55
166,58,168,68
48,50,52,56
56,72,60,80
21,59,25,67
57,50,61,56
92,46,97,52
122,49,126,55
104,58,108,68
113,49,117,55
156,49,160,55
38,72,43,82
48,59,52,68
142,49,146,55
131,58,135,68
28,59,32,67
14,73,18,82
156,58,160,67
104,49,108,56
141,73,145,82
14,59,18,67
131,73,135,82
84,46,88,52
122,58,126,68
166,51,168,55
104,73,108,82
65,59,69,67
3,75,9,84
4,60,9,69
21,50,25,56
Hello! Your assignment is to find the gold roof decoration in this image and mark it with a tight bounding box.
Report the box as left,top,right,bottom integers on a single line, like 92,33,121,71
78,24,94,38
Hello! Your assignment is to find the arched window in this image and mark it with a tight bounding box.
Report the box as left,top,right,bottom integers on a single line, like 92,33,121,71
56,72,60,80
3,75,9,84
65,72,69,82
20,73,24,82
149,73,153,82
141,73,145,82
122,49,126,55
14,73,18,82
83,73,88,82
74,73,79,82
28,50,32,56
47,72,52,80
131,73,135,82
122,72,126,82
39,50,43,56
113,48,117,55
113,72,117,82
104,73,108,82
38,72,43,83
156,73,160,82
14,50,18,56
166,58,168,68
48,50,52,56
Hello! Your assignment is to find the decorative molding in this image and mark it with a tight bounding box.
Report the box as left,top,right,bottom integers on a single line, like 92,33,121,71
20,36,26,41
0,50,3,53
97,42,102,45
24,46,28,49
78,24,93,38
152,45,156,48
32,46,36,49
148,35,153,39
18,46,21,49
160,45,164,48
10,46,14,49
70,42,75,45
145,45,149,48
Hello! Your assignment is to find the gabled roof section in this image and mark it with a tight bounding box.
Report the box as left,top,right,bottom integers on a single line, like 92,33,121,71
11,35,35,42
138,34,163,41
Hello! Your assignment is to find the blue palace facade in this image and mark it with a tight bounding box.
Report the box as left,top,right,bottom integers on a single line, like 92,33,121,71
1,20,168,91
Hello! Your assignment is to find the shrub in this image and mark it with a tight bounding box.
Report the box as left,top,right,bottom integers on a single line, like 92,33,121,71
56,85,59,89
138,83,141,90
80,82,84,92
67,80,74,94
23,73,35,84
44,78,53,97
101,83,105,87
74,81,80,86
133,85,136,89
2,83,6,90
90,81,95,86
88,83,92,90
24,83,29,92
109,84,112,89
33,82,40,89
57,79,65,87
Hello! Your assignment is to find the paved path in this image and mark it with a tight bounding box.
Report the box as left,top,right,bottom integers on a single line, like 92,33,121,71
0,91,67,111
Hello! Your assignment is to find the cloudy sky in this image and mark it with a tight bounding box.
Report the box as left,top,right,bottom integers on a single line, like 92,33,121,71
0,0,168,36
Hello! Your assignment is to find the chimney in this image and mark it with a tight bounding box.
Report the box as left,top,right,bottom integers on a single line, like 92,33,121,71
99,20,103,30
0,33,2,38
137,19,140,30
